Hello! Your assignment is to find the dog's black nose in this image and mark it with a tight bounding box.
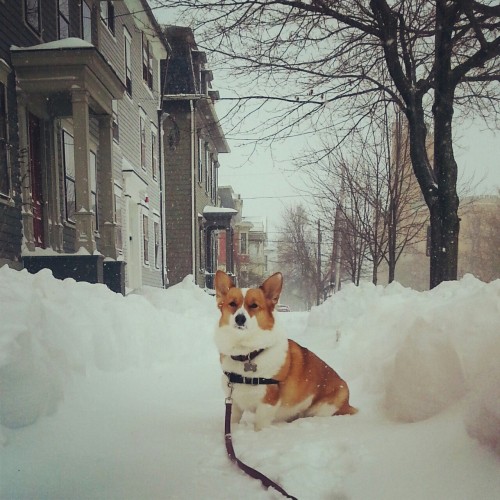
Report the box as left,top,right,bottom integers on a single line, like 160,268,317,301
235,314,246,327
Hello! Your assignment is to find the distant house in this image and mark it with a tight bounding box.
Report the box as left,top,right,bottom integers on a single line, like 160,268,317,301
161,26,231,287
239,216,269,287
378,195,500,289
216,188,270,288
0,0,169,293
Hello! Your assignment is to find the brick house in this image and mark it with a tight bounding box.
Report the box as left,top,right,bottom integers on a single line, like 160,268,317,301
0,0,169,292
161,26,231,287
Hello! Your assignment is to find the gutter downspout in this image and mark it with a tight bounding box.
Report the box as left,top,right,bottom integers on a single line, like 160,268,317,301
190,99,197,281
158,110,168,287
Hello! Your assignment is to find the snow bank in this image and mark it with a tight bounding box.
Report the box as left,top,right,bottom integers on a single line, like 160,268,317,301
1,266,500,499
307,275,500,453
0,267,217,429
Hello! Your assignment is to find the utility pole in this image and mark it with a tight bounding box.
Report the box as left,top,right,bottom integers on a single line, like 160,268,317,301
332,201,343,293
317,219,321,305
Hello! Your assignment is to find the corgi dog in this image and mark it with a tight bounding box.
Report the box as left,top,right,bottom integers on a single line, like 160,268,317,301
214,270,357,430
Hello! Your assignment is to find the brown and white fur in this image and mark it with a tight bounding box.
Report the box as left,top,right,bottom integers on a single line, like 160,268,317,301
214,270,357,430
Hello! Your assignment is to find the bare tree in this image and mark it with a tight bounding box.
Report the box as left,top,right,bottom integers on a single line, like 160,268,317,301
302,104,427,286
276,204,319,308
155,0,500,288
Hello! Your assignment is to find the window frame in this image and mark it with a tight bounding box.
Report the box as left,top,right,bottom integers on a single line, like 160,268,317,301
112,100,119,142
58,0,70,39
240,232,248,255
142,213,149,266
114,184,123,254
62,129,76,223
89,149,98,231
100,1,115,35
81,0,92,43
24,0,41,34
204,143,210,194
151,126,158,181
142,32,154,90
139,112,147,171
124,28,132,96
153,219,160,269
197,135,203,183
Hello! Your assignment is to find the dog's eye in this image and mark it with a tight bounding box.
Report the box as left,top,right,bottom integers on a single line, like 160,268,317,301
249,303,258,309
228,301,237,308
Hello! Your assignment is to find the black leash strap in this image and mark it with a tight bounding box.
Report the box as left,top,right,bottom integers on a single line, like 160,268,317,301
224,398,298,499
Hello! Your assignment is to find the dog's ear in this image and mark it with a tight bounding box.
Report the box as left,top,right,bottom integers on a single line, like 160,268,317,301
214,270,235,307
260,273,283,307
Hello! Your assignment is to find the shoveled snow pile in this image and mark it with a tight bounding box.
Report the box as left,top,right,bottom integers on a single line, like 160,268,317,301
0,266,499,499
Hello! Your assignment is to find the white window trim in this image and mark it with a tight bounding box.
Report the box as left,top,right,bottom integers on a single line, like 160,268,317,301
142,211,150,267
151,122,158,181
153,215,161,270
139,108,148,172
123,27,132,96
114,183,123,255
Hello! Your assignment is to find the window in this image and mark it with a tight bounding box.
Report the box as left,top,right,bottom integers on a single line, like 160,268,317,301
142,214,149,265
140,114,147,170
142,32,153,90
0,82,11,197
151,129,158,180
25,0,41,33
205,143,210,193
240,233,248,255
112,100,119,142
124,28,132,96
197,136,203,182
100,1,115,34
58,0,70,39
211,159,218,201
114,185,123,252
90,150,98,230
210,156,216,200
154,220,160,269
62,130,76,221
82,1,92,43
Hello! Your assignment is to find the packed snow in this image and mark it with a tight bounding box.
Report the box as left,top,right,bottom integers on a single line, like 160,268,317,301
0,266,499,500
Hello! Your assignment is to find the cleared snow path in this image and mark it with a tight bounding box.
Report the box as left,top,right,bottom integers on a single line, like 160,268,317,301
1,269,499,499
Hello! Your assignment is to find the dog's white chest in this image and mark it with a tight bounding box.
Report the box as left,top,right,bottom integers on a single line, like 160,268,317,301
229,383,267,412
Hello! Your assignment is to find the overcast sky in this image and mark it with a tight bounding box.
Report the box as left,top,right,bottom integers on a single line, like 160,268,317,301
151,3,499,234
217,112,500,234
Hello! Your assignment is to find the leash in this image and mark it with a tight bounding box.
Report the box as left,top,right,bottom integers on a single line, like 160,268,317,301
224,383,298,500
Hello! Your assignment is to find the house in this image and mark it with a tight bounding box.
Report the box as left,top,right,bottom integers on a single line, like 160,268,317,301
215,185,243,285
161,25,231,288
238,216,269,287
216,188,270,288
0,0,169,293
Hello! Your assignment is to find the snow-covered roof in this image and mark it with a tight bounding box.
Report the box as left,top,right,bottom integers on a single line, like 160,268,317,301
11,38,94,52
203,206,237,215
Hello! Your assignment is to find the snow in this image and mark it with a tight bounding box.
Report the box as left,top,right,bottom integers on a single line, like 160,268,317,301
0,266,499,499
203,205,238,215
11,38,94,51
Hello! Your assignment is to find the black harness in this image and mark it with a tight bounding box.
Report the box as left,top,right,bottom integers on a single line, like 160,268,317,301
225,348,280,385
224,371,279,385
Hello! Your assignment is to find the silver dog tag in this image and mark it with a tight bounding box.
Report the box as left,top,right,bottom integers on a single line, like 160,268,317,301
244,360,257,372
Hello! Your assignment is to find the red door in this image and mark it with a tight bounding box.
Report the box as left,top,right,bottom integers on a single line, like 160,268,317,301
28,113,45,248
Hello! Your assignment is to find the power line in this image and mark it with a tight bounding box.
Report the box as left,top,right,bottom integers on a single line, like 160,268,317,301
240,194,312,200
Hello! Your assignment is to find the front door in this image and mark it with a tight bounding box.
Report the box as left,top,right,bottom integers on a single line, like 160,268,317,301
28,113,45,248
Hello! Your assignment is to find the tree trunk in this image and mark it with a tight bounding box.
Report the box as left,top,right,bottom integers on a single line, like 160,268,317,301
430,0,460,287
